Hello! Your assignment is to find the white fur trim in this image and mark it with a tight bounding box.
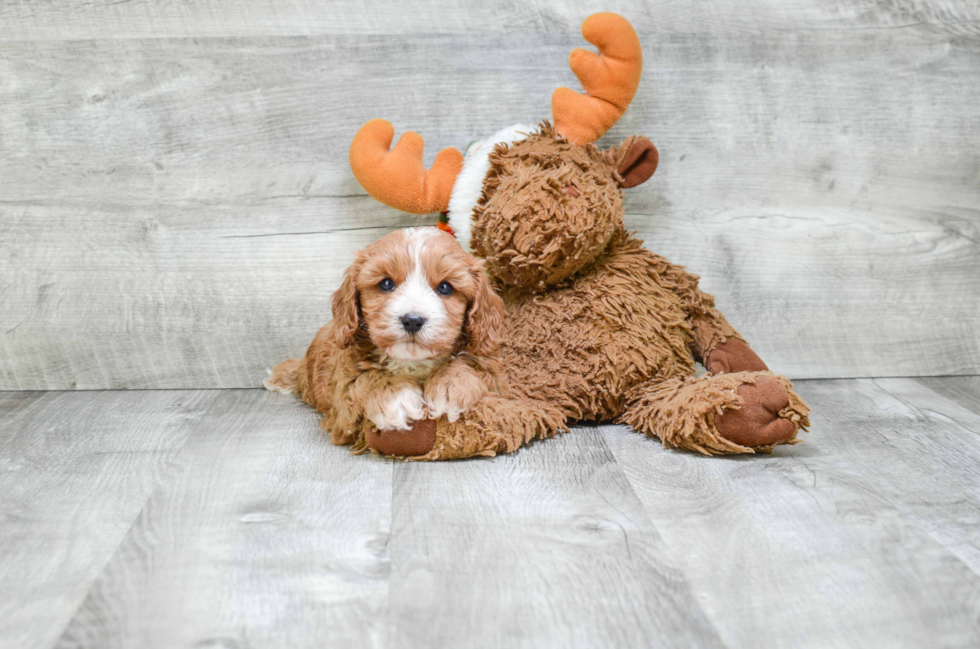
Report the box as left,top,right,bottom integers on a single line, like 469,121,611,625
446,124,537,252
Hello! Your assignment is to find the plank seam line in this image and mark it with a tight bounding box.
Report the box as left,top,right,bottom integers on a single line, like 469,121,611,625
792,19,980,32
593,424,728,645
46,392,218,648
871,378,980,438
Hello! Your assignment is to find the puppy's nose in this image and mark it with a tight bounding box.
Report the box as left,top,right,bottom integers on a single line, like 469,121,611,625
400,313,426,334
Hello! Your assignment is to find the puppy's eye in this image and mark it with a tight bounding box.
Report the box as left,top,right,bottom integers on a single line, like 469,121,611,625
379,278,396,292
436,281,453,296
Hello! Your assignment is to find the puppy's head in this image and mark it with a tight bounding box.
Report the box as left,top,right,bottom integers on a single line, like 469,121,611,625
331,228,503,361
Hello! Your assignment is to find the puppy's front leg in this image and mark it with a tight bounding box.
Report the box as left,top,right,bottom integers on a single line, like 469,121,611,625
356,373,425,431
424,356,496,422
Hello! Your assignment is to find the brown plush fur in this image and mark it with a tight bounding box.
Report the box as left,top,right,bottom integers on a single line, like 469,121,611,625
472,124,625,289
337,11,810,460
412,394,566,460
417,123,809,459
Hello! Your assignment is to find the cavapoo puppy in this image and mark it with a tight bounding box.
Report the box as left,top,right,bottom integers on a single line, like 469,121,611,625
265,227,504,453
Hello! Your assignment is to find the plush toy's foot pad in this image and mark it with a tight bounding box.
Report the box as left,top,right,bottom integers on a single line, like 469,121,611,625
366,419,437,457
706,338,769,374
715,378,795,448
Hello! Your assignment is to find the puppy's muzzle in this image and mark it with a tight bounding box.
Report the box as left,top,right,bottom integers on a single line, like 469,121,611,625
399,313,426,334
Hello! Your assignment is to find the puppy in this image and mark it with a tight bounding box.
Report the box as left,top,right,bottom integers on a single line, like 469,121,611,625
265,227,504,449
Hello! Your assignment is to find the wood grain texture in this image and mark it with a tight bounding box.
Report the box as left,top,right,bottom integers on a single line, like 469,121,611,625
602,377,980,649
55,389,393,649
2,377,980,647
1,0,978,39
918,375,980,416
0,389,218,649
1,4,979,388
387,429,722,648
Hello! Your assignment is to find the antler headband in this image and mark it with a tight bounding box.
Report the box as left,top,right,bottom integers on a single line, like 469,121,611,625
349,12,642,213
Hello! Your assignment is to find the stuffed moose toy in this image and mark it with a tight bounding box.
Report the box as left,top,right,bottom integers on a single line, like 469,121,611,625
326,12,810,459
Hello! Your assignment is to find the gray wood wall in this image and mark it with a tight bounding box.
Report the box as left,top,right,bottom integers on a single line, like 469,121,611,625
1,1,978,390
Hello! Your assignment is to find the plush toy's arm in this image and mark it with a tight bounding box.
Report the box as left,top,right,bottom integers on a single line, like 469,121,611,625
660,261,769,374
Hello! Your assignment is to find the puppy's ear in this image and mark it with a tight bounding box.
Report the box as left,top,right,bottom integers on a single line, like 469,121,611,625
330,259,363,346
464,263,504,357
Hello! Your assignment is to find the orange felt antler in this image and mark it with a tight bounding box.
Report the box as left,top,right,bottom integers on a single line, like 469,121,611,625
349,119,464,214
552,13,643,146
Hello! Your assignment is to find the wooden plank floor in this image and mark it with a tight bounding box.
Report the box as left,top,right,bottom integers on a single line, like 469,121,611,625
2,378,979,648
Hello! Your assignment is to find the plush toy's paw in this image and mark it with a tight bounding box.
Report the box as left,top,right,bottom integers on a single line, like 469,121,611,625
715,377,795,447
366,418,437,457
706,338,768,374
367,385,425,431
424,371,485,423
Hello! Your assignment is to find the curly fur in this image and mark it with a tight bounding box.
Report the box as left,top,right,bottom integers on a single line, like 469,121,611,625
620,372,809,455
267,228,508,449
339,11,811,460
353,394,567,461
473,123,624,289
428,122,810,458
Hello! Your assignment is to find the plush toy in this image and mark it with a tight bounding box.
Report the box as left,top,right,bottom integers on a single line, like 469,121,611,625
347,12,810,459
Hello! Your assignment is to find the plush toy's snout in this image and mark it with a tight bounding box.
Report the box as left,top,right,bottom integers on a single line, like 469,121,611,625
465,125,663,290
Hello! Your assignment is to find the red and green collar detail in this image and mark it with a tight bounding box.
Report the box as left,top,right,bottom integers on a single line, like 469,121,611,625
437,211,455,237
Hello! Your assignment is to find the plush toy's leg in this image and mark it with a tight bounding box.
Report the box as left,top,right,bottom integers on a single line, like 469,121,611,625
361,395,567,461
619,371,810,455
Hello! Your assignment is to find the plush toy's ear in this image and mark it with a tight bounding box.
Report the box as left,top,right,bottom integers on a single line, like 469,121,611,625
607,136,659,188
330,259,363,346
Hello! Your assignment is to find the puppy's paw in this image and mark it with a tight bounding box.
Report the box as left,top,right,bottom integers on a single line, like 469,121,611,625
425,372,485,423
369,385,426,431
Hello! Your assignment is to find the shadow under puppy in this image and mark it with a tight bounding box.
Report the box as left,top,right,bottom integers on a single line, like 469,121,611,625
266,227,562,458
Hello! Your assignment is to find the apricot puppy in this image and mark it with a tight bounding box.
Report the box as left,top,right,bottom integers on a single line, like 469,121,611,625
265,227,503,452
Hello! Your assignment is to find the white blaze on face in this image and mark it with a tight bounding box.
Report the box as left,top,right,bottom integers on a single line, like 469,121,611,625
385,228,449,361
